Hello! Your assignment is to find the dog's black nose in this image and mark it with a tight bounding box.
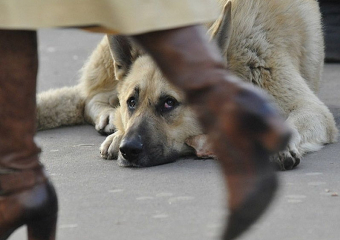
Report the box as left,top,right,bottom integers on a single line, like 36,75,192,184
119,138,143,162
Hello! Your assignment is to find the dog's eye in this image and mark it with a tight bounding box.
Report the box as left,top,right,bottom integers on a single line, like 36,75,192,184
164,99,175,109
127,97,136,110
162,98,178,112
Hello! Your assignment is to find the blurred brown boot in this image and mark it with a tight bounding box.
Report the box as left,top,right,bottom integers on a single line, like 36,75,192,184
134,25,290,240
0,30,58,240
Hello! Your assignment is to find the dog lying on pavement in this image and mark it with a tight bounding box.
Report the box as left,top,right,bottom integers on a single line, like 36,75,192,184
37,0,338,170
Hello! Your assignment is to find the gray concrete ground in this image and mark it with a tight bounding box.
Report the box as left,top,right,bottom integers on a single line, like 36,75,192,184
9,29,340,240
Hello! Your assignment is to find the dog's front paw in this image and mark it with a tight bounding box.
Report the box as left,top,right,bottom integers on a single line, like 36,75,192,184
270,127,302,170
95,109,116,135
272,106,339,170
100,131,123,160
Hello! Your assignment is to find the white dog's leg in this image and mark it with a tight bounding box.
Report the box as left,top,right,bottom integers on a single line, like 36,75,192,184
262,62,338,169
100,130,124,160
79,36,121,134
84,91,118,134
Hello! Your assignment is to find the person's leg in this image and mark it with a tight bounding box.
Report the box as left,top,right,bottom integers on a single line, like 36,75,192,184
0,30,58,239
133,25,290,240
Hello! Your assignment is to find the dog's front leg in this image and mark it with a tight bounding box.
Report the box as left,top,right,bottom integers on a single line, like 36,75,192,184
257,59,338,170
84,91,118,135
100,130,124,160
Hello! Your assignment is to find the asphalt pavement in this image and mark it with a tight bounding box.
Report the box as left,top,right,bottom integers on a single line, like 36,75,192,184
9,29,340,240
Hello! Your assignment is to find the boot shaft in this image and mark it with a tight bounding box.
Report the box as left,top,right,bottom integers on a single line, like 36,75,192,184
0,30,40,170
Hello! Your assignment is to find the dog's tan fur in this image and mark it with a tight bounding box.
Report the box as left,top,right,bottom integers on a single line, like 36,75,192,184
37,0,338,169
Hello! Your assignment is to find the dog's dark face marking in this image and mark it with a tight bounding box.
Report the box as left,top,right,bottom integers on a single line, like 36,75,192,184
115,56,202,167
118,118,179,167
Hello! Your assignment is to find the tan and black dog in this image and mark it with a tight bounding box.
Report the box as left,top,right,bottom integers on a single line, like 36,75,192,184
37,0,338,169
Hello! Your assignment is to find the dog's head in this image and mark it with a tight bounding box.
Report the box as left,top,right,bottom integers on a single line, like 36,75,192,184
107,36,202,167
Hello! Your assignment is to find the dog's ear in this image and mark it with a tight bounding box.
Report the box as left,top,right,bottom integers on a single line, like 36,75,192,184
209,1,233,53
107,35,136,80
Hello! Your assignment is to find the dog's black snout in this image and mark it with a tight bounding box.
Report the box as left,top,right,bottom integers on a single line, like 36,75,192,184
119,138,143,162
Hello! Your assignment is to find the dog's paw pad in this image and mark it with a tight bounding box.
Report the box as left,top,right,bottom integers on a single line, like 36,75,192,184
283,156,295,170
271,149,301,171
290,151,301,167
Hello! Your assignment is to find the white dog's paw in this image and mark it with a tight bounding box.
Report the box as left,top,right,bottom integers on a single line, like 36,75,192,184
270,148,301,170
100,131,123,160
270,127,301,170
95,109,116,135
272,109,338,170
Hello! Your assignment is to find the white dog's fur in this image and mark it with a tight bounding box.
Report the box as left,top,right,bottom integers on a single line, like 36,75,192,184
37,0,338,169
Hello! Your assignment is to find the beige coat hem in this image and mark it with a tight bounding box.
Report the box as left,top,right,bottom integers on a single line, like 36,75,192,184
0,0,220,34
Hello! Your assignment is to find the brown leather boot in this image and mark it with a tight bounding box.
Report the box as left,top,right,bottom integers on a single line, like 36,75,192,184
0,30,58,240
134,25,290,240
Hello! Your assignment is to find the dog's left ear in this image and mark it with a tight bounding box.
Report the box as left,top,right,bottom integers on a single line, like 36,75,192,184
209,1,233,53
107,35,138,80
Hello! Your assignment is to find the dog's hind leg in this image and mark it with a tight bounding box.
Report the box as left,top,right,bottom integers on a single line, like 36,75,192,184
258,59,338,170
